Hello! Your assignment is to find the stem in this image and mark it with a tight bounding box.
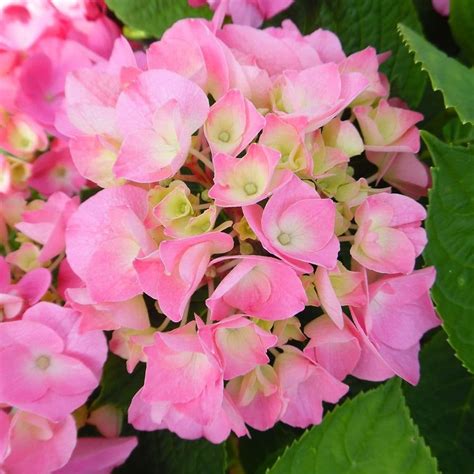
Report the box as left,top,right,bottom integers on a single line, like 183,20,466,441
156,317,171,332
48,252,64,272
213,220,233,232
175,174,205,184
194,203,211,210
179,302,190,327
190,147,214,171
216,259,239,274
338,235,354,243
366,173,379,185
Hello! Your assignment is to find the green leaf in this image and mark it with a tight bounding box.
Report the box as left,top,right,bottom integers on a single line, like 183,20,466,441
91,354,145,411
105,0,211,38
422,132,474,372
304,0,426,107
404,332,474,474
116,431,227,474
399,24,474,125
450,0,474,65
442,117,474,146
267,380,437,474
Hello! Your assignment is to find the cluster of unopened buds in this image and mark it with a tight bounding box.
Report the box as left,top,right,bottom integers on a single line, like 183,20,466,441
0,0,440,471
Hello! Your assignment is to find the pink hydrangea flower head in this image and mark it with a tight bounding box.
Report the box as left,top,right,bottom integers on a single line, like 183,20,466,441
0,257,51,321
274,346,348,428
16,191,79,263
198,314,277,379
0,411,77,474
353,99,423,153
366,151,431,200
304,314,362,380
244,175,339,272
313,262,366,329
0,302,107,420
55,436,138,474
66,185,156,303
135,232,234,322
204,89,265,157
226,364,285,431
351,267,440,385
207,255,307,321
113,69,209,183
271,63,368,131
209,144,293,207
351,192,427,274
259,114,311,174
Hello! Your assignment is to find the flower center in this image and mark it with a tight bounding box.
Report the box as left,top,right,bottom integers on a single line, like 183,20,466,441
244,182,258,196
35,355,51,371
218,131,231,143
277,232,291,245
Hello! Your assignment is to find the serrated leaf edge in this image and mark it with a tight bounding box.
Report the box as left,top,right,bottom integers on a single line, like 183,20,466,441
266,379,438,473
398,24,473,125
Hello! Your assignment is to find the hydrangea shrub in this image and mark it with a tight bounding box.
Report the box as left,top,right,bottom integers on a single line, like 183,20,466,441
0,0,473,473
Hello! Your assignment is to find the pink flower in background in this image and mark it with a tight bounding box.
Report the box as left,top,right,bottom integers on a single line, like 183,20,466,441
0,302,107,420
189,0,294,27
207,255,307,321
432,0,450,15
17,37,99,133
351,193,427,274
16,191,79,263
351,267,440,385
209,144,292,207
0,257,51,321
244,175,339,272
29,140,86,196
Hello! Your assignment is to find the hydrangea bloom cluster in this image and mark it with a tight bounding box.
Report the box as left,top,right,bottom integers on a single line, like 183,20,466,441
0,0,439,467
